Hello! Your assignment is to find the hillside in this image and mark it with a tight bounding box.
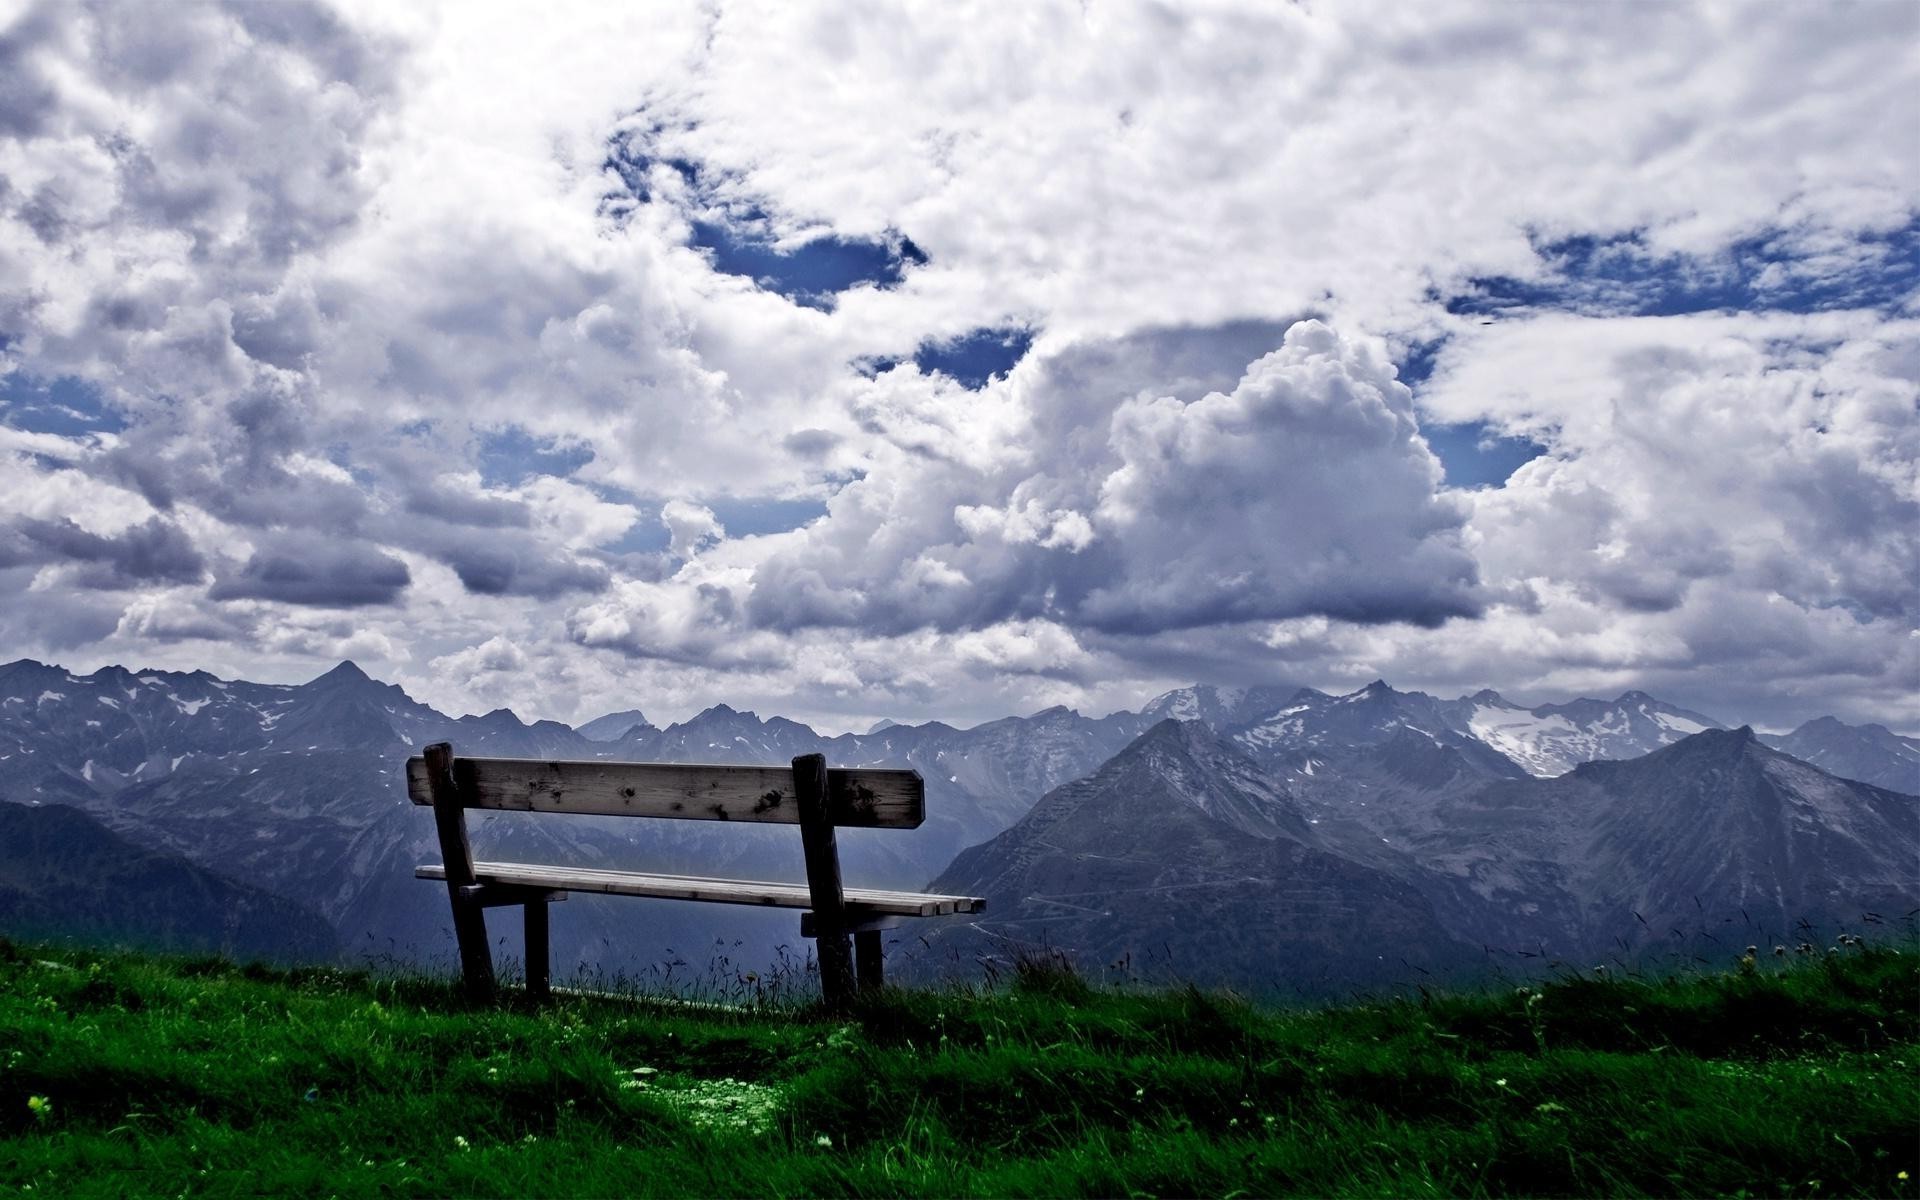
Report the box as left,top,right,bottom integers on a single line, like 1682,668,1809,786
0,802,340,963
3,938,1915,1198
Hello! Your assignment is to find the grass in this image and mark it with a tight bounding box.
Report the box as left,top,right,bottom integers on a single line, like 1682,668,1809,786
1,938,1915,1198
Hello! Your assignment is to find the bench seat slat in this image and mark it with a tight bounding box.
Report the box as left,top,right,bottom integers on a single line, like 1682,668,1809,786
405,756,924,829
416,862,985,918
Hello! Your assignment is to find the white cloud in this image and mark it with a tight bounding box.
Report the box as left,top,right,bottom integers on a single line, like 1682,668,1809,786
660,499,723,561
0,0,1914,733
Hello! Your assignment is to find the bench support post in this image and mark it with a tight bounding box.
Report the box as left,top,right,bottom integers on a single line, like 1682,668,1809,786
855,930,884,992
794,753,855,1007
424,742,495,1000
524,899,550,1002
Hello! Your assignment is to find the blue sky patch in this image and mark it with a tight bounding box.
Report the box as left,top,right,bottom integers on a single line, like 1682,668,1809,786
691,221,925,311
707,495,828,538
1443,218,1920,319
1395,336,1446,390
1394,341,1544,488
590,485,830,559
477,426,594,487
601,127,926,310
913,325,1034,389
0,372,128,437
1423,420,1546,489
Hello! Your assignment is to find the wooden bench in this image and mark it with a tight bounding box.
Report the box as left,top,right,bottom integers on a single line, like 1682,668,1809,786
405,743,985,1005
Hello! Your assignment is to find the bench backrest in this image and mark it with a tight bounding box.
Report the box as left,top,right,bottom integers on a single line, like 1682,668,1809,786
404,753,926,829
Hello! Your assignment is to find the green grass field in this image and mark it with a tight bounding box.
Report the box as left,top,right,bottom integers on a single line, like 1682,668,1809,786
2,938,1915,1198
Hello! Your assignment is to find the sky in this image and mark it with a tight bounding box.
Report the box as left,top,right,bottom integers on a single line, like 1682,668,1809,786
0,0,1915,735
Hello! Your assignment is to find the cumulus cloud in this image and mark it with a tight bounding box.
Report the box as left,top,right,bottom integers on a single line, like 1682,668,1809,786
661,500,724,560
1423,312,1920,626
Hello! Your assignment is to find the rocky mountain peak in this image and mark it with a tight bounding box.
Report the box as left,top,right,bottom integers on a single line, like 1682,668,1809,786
306,660,372,688
575,709,652,741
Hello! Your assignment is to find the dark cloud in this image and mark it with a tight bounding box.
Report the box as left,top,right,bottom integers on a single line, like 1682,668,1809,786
211,541,411,608
402,481,533,529
12,515,206,589
447,543,609,599
0,3,62,138
781,428,841,459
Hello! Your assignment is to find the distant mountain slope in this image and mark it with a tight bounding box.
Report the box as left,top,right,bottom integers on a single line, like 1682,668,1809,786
1761,717,1920,794
923,721,1476,991
1407,728,1920,957
0,801,340,962
921,723,1918,988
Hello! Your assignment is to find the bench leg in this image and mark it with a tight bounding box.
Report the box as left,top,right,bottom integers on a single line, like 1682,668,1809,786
855,930,884,993
450,890,494,1000
524,899,550,1002
817,929,856,1007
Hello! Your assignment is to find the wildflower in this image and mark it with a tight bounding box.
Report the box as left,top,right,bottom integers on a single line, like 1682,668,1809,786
815,1134,833,1148
453,1135,470,1151
27,1095,51,1120
1493,1078,1509,1088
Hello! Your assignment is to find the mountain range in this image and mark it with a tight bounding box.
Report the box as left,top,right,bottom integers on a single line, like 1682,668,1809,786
925,721,1917,988
1,656,1912,988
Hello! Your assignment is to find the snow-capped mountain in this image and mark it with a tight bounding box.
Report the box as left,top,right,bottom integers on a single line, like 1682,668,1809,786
1230,681,1529,779
1137,684,1301,731
1217,680,1730,779
1761,717,1920,794
1455,689,1725,776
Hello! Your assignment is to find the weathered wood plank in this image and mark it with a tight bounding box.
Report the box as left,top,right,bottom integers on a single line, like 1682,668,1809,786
454,884,568,909
415,862,984,917
403,756,924,828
